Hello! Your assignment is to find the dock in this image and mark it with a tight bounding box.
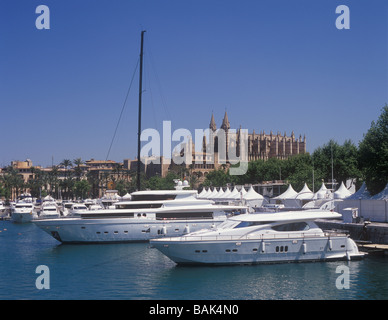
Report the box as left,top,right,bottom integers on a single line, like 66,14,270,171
357,242,388,256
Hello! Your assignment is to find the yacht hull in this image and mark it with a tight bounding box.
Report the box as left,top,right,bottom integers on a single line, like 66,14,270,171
33,217,223,243
11,212,34,223
151,236,364,265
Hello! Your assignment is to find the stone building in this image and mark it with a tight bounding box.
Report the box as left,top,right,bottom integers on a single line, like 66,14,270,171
187,112,306,177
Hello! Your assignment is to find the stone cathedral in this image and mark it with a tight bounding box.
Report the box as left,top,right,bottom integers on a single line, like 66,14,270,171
188,112,307,175
209,111,306,160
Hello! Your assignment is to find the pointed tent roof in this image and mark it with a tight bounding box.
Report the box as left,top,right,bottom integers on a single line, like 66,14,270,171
371,183,388,200
122,193,132,199
201,188,213,199
274,184,298,199
213,188,225,199
243,186,264,200
346,182,371,200
313,182,332,200
198,188,208,198
334,181,353,199
221,187,232,199
207,187,219,199
228,187,241,199
296,183,314,200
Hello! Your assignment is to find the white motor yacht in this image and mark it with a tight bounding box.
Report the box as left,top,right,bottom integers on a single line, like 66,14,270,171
38,201,60,219
150,210,364,265
33,189,247,243
11,199,37,223
67,203,89,217
60,201,74,217
0,200,7,219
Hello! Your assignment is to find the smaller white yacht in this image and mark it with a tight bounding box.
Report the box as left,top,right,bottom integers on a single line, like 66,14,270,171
39,201,60,219
150,210,364,265
67,203,88,217
11,199,37,223
0,200,7,219
60,201,74,217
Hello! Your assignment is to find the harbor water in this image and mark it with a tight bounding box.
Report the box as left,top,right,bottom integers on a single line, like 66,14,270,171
1,220,388,300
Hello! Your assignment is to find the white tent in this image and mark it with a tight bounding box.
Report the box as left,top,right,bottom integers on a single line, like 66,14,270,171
202,188,214,199
313,182,332,200
197,188,207,198
243,186,265,208
43,195,55,201
334,182,353,199
273,184,298,200
371,183,388,200
243,186,264,200
221,187,232,199
345,182,371,200
215,188,225,199
121,193,132,200
207,188,219,199
296,183,314,200
228,187,241,200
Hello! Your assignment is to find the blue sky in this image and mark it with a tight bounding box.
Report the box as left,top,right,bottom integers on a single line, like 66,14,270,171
0,0,387,167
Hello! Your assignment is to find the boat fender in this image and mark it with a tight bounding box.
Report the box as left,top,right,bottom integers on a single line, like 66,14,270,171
346,251,351,261
328,239,333,251
161,226,167,235
261,241,266,253
302,242,307,254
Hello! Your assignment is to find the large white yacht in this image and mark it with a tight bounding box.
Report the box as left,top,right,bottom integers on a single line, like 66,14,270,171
33,189,247,243
150,210,364,265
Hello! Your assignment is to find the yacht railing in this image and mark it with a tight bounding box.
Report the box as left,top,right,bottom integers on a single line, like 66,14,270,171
166,231,348,242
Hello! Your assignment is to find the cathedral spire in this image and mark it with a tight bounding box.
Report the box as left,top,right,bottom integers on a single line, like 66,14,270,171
209,113,217,132
221,111,230,131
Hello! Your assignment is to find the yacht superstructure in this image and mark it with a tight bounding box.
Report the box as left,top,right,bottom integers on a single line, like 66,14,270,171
150,210,364,265
34,189,247,243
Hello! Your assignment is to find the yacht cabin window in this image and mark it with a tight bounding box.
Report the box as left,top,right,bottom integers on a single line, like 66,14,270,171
271,222,310,232
131,194,177,201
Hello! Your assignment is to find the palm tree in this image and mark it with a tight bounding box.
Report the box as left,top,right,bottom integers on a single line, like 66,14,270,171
60,159,73,199
48,165,60,198
2,166,25,200
60,159,73,178
73,158,84,181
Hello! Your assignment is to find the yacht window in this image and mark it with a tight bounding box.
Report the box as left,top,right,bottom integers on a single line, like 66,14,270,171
217,220,240,229
131,194,176,201
276,246,289,253
116,203,162,209
235,221,268,228
271,222,310,232
156,211,213,220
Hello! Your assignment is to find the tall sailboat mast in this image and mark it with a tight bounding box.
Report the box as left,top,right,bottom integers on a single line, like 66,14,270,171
137,30,146,191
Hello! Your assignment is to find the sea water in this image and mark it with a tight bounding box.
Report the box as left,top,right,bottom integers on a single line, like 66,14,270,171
1,220,388,300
